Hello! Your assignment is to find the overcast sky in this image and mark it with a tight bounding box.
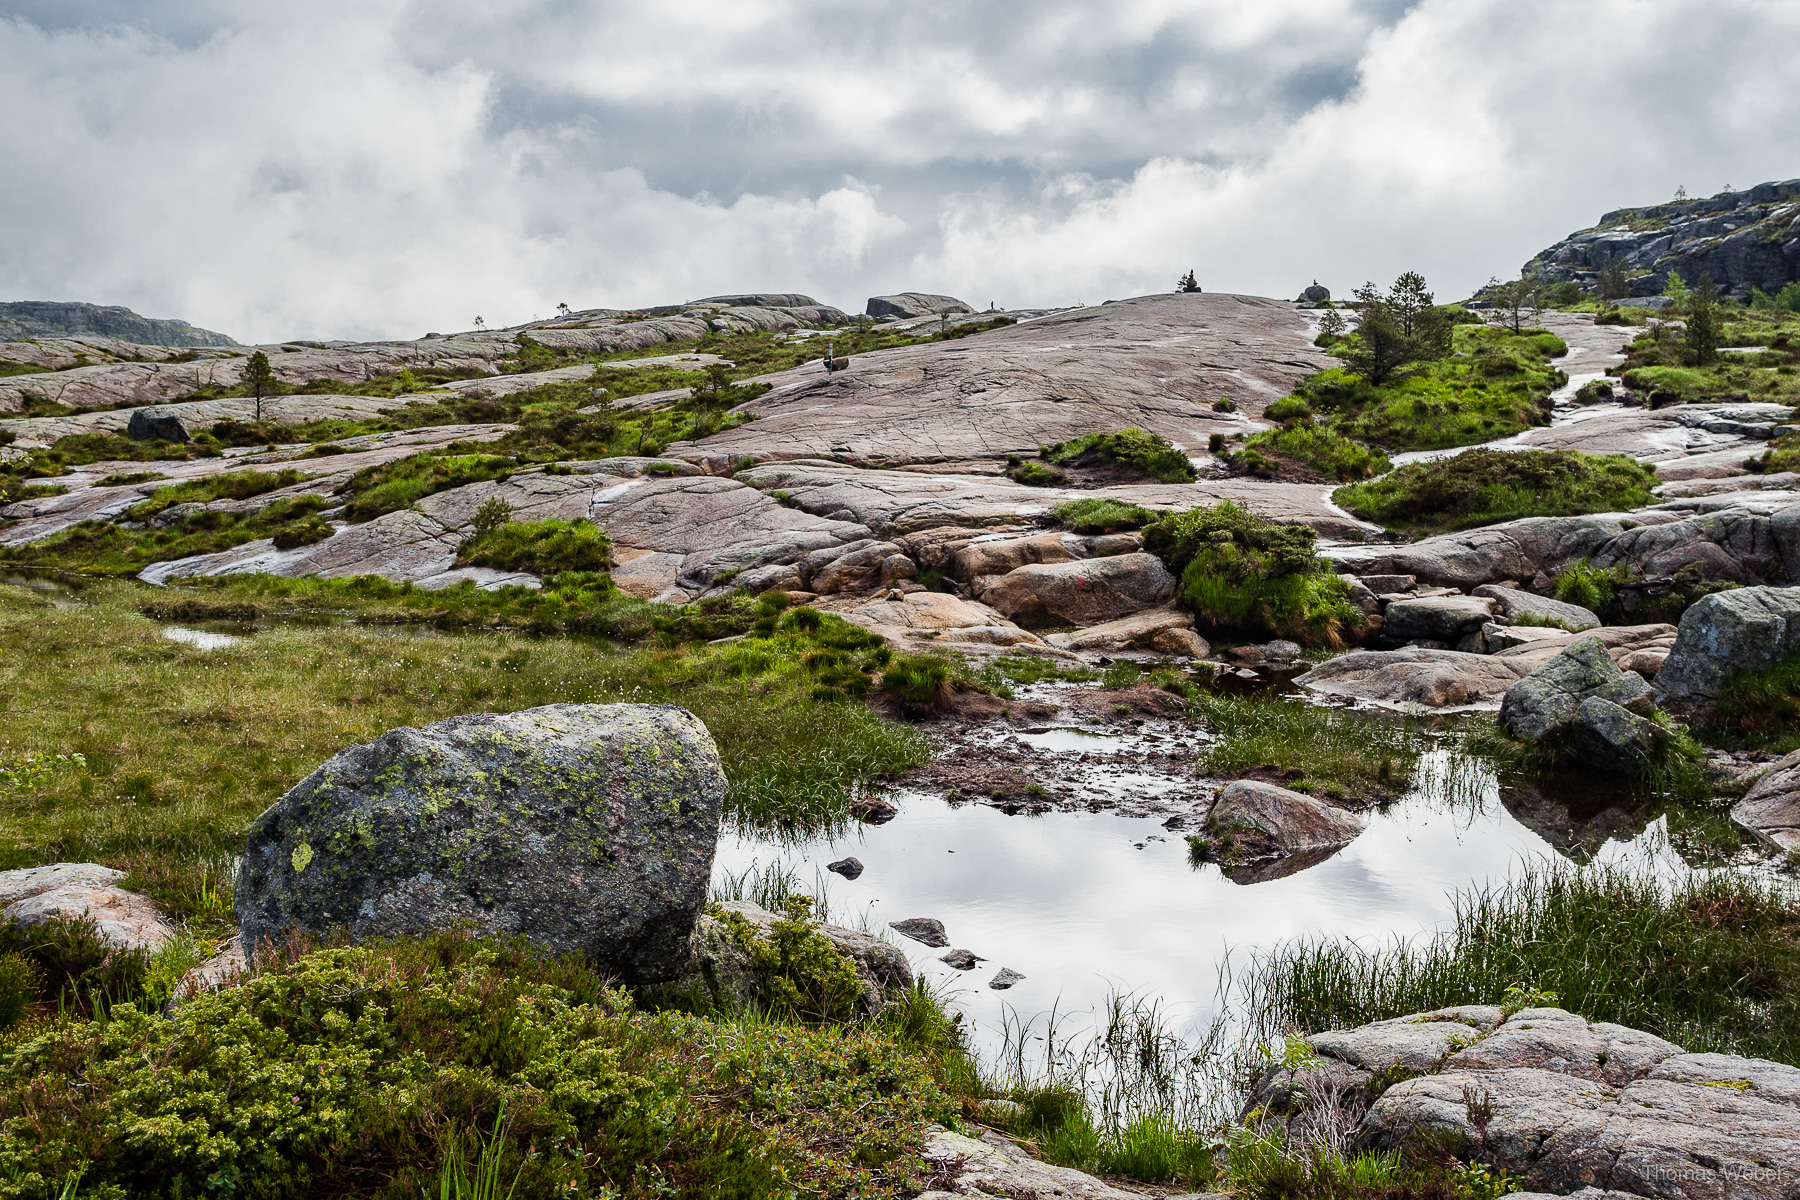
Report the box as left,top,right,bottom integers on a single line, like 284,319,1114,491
2,0,1796,343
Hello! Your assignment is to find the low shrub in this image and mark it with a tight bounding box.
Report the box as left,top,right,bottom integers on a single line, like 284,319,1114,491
270,514,334,549
1043,428,1195,483
455,518,613,575
336,453,515,522
1333,449,1658,535
1553,557,1632,614
1262,395,1313,423
1004,456,1065,486
1144,503,1358,646
0,933,954,1198
1242,424,1390,481
124,470,307,520
881,653,953,713
1052,497,1157,533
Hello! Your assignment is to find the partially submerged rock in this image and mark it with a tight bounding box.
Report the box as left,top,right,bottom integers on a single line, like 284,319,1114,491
1206,780,1366,855
889,917,948,947
1499,636,1656,744
1655,585,1800,718
235,703,725,983
0,863,174,952
1732,749,1800,851
677,900,911,1015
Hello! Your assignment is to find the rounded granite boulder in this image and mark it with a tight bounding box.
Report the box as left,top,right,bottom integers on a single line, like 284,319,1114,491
235,702,726,983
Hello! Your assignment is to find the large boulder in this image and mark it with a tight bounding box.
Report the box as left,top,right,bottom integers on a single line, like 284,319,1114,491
979,552,1176,626
125,407,191,443
1499,636,1656,744
1380,595,1496,645
1296,648,1533,709
865,292,974,320
1352,1007,1800,1200
1471,583,1600,632
235,703,726,983
1655,586,1800,717
1732,749,1800,851
0,863,174,951
1207,780,1366,854
1043,605,1208,656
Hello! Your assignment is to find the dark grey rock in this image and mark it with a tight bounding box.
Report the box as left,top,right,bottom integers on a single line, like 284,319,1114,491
692,293,821,309
1567,696,1666,773
1500,636,1654,744
826,856,864,880
1655,586,1800,717
1472,583,1600,632
941,948,985,970
988,967,1025,990
234,702,725,983
0,300,238,347
890,917,949,947
1299,283,1331,303
126,407,192,443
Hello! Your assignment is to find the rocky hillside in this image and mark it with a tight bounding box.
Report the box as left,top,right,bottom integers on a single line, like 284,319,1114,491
1523,177,1800,300
0,300,239,347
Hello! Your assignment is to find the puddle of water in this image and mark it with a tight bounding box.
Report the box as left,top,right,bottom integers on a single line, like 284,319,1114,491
713,750,1691,1059
162,626,242,650
996,727,1129,754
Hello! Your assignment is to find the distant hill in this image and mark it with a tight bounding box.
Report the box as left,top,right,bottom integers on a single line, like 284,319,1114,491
0,301,238,347
1522,178,1800,301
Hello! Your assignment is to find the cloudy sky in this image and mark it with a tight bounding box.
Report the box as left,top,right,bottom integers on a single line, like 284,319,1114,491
2,0,1796,343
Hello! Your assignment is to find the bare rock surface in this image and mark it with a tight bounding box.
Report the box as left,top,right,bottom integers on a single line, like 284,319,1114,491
235,703,725,983
1328,497,1800,592
1472,584,1601,631
866,293,974,319
1731,748,1800,851
1499,638,1657,767
0,863,175,951
679,293,1335,468
1380,595,1497,645
839,591,1046,651
980,552,1176,626
919,1126,1147,1198
1296,649,1534,710
1043,605,1207,655
1654,585,1800,717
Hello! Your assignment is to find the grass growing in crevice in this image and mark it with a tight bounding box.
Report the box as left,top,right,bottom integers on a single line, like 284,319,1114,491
1333,449,1659,535
1241,862,1800,1063
1709,649,1800,749
1238,424,1391,482
1042,428,1196,483
336,451,516,522
123,468,307,520
0,496,333,574
454,517,613,575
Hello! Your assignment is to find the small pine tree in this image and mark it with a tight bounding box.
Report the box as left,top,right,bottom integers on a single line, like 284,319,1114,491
1663,272,1689,309
470,496,513,537
1316,306,1347,343
243,350,274,421
1685,274,1722,364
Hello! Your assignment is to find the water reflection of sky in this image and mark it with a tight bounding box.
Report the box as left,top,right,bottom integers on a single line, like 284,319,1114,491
713,750,1693,1061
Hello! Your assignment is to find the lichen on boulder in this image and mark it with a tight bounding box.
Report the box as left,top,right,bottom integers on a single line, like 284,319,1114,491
235,702,726,983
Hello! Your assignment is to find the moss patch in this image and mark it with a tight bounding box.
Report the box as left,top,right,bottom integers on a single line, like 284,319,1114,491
1333,448,1659,535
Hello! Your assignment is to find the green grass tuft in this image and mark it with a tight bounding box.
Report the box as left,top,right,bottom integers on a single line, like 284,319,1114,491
1333,448,1658,535
1043,428,1196,483
1050,497,1158,533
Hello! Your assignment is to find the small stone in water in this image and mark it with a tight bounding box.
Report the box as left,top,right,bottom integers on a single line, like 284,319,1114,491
890,917,949,947
989,967,1025,990
941,948,985,970
827,856,863,880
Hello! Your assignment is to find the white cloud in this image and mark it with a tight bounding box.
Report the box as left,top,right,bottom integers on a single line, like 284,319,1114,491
0,0,1795,341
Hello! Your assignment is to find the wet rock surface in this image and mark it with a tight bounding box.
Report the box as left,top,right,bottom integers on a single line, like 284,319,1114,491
235,703,725,983
1205,779,1366,855
1732,748,1800,851
889,917,949,948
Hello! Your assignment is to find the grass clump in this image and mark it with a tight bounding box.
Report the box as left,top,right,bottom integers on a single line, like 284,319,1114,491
124,468,307,520
1242,862,1800,1063
1711,649,1800,743
880,653,953,713
1194,693,1423,803
0,931,956,1199
1145,502,1359,647
1239,424,1391,482
336,452,516,522
1051,497,1158,533
0,482,66,505
1333,449,1659,535
1043,428,1196,483
455,517,613,575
